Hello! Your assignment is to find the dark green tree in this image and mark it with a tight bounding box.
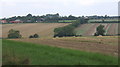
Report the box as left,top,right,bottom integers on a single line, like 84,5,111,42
94,25,105,36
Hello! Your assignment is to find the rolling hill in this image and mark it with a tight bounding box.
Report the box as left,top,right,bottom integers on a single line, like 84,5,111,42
2,23,69,38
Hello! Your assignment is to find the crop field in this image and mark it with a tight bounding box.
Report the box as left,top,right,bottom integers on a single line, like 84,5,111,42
74,23,119,36
3,39,118,65
12,36,118,57
2,23,69,38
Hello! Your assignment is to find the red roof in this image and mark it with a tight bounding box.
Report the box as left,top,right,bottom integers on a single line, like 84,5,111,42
0,20,7,23
10,21,23,23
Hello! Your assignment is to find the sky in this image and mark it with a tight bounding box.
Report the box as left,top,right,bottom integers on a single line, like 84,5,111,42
0,0,119,18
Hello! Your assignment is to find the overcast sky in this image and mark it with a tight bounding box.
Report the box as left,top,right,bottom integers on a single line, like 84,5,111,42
0,0,119,18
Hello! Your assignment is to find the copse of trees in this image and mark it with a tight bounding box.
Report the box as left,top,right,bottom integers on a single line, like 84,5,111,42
54,18,89,37
54,25,75,37
94,25,105,36
8,29,22,38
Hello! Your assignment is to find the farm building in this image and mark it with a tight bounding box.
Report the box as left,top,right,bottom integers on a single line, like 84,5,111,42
0,20,7,23
10,19,23,23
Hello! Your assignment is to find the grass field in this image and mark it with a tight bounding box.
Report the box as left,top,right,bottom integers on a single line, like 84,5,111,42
2,23,69,38
2,39,118,65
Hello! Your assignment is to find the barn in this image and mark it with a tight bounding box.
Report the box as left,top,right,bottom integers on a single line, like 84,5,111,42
10,19,23,23
0,20,7,23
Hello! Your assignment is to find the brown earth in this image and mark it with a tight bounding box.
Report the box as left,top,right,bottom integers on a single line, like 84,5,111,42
107,23,118,35
83,23,100,36
75,23,118,36
2,23,69,38
12,36,118,56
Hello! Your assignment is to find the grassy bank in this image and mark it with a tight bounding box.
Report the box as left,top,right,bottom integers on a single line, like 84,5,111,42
2,39,118,65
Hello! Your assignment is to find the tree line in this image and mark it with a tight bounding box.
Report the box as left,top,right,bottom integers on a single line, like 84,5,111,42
2,13,79,23
54,18,89,37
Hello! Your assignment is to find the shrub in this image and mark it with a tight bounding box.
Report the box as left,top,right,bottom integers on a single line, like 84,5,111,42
94,33,99,36
29,35,34,38
33,34,39,38
29,34,39,38
8,29,22,38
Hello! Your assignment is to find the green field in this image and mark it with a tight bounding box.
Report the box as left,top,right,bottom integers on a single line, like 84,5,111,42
58,20,76,23
88,19,119,23
2,39,118,65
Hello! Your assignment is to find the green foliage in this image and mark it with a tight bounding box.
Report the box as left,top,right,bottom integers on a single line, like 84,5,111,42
2,40,118,65
54,25,75,37
54,18,89,37
94,25,105,36
8,29,22,38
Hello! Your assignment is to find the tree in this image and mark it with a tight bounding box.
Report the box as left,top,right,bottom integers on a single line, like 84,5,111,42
26,14,32,17
54,25,75,37
33,34,39,38
94,25,105,36
8,29,22,38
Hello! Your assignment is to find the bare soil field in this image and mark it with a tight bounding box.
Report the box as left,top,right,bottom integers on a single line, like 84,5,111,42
75,23,119,36
107,23,118,35
2,23,69,38
12,36,118,56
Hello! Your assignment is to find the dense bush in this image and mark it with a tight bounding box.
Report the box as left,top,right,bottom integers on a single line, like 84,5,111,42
33,34,39,38
29,34,39,38
29,35,34,38
8,29,22,38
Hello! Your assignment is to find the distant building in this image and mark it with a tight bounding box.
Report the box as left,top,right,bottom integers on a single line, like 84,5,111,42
0,20,7,23
36,18,45,22
10,19,23,23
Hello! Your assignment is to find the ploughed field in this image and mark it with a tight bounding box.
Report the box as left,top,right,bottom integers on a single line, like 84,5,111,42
74,23,119,36
12,36,118,57
2,23,69,38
